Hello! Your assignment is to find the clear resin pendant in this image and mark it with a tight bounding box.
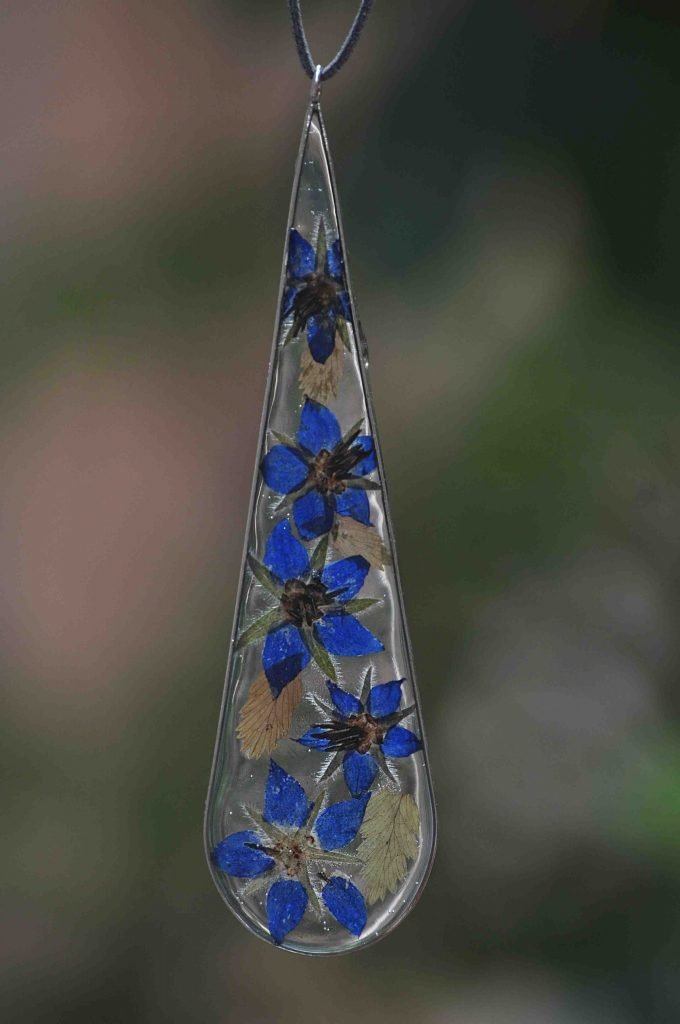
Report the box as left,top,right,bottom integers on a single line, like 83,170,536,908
204,89,436,954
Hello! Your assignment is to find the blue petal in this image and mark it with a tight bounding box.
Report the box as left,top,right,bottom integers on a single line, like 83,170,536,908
322,876,366,936
367,680,404,719
308,313,336,363
211,830,274,879
287,228,316,280
315,793,370,850
266,878,308,945
297,399,342,455
343,751,378,798
297,727,331,751
325,238,345,283
327,681,363,719
381,726,422,758
320,555,370,603
262,623,311,694
350,436,378,477
334,488,370,525
338,290,352,322
263,519,310,583
293,487,335,540
261,445,309,495
264,760,312,828
315,612,384,657
281,284,298,318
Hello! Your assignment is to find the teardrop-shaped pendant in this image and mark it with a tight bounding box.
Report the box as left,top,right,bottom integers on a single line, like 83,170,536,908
204,88,436,954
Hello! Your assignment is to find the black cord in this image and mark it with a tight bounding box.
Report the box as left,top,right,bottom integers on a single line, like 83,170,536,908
288,0,375,81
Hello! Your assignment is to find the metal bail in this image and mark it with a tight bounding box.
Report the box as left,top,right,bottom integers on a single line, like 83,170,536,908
310,64,322,104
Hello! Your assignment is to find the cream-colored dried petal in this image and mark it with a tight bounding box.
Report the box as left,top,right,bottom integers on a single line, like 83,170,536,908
331,515,391,569
299,342,343,403
236,673,302,759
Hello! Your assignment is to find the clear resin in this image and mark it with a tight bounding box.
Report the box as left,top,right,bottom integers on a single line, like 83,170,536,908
204,98,436,954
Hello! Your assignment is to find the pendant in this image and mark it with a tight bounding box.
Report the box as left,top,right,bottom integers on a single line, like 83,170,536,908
204,80,436,954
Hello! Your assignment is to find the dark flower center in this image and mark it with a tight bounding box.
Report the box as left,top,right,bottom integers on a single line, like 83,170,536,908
291,273,341,324
248,834,317,879
280,576,330,627
310,435,366,495
311,713,386,755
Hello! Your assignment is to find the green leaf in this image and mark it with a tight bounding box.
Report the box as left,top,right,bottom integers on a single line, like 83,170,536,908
359,666,373,705
305,628,337,681
315,217,328,270
372,746,397,785
270,430,298,448
301,790,326,833
343,597,380,614
235,607,282,650
312,848,360,866
345,478,381,491
301,864,324,916
316,750,344,785
271,480,313,518
247,554,281,597
310,533,329,572
342,418,364,444
272,493,294,515
337,316,352,353
282,320,300,346
397,703,416,722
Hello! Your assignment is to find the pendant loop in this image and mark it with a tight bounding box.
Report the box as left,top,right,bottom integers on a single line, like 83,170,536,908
289,0,375,83
310,64,322,105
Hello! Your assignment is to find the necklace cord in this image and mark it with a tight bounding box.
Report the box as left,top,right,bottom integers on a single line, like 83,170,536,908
288,0,375,82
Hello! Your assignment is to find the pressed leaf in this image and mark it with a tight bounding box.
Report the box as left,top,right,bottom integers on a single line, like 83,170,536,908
282,321,300,346
315,217,328,270
240,873,272,900
358,791,420,905
247,553,282,597
235,607,282,650
270,430,299,449
272,480,314,517
344,597,380,614
337,316,352,353
332,516,391,569
316,750,344,786
359,666,373,704
301,863,324,916
372,746,397,786
310,533,330,572
306,628,337,682
237,673,302,759
300,343,343,403
345,478,380,491
272,492,294,515
342,418,364,444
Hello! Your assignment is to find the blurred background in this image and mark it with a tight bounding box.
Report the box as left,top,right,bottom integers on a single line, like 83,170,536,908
2,0,680,1020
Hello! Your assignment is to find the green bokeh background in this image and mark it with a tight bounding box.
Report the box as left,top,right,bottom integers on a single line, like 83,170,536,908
3,1,680,1021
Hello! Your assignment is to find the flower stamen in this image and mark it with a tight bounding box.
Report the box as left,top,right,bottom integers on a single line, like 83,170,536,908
280,577,330,626
309,431,366,496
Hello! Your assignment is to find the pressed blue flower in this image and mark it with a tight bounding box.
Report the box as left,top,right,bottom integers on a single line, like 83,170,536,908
298,674,423,797
282,220,352,364
236,519,383,696
261,398,378,541
211,760,369,945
